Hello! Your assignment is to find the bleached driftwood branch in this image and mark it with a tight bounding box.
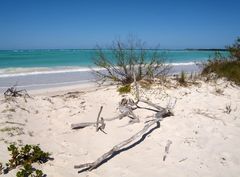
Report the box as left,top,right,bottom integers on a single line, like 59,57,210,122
70,98,170,130
4,86,31,98
71,111,130,129
74,109,171,171
96,106,103,132
73,73,175,172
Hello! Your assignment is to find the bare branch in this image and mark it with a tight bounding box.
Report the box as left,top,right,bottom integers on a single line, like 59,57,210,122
96,106,103,132
74,112,170,171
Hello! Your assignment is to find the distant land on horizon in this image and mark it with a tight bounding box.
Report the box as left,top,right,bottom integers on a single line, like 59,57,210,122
185,48,228,51
0,48,228,51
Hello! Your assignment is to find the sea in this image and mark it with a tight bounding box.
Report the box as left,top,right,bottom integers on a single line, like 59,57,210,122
0,49,229,76
0,49,229,91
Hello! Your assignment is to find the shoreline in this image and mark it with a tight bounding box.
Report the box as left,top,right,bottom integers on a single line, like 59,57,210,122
0,62,197,78
0,64,200,92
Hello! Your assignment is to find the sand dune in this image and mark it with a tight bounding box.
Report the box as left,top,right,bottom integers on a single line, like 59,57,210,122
0,79,240,177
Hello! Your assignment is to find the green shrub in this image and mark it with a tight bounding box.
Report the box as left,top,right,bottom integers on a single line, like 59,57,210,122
4,144,51,176
202,59,240,85
7,144,50,169
16,164,43,177
117,84,131,94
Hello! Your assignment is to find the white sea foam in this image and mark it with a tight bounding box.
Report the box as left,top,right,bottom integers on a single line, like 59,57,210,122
0,62,197,78
170,62,197,66
0,67,103,78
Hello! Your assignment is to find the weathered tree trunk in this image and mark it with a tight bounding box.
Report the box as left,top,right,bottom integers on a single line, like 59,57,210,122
74,111,169,171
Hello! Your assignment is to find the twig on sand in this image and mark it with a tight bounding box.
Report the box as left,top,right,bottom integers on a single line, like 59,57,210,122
5,121,25,126
179,157,188,163
163,140,172,161
15,105,30,113
194,109,226,125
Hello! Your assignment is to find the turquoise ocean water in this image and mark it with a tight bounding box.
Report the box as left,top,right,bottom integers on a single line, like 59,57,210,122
0,49,229,76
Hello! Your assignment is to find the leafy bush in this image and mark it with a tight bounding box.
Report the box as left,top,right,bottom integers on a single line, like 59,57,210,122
7,144,50,169
16,164,43,177
93,36,171,84
117,84,131,94
4,144,51,176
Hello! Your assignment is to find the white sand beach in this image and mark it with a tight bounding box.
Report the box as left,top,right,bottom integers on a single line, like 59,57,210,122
0,77,240,177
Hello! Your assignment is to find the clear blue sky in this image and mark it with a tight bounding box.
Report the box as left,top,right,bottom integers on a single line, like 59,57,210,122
0,0,239,49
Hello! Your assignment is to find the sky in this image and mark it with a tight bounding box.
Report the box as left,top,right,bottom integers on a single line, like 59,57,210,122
0,0,239,49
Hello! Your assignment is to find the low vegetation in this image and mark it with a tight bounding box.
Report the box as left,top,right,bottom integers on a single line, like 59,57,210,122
2,144,52,176
202,37,240,85
117,84,131,94
177,71,187,86
0,126,24,137
202,58,240,85
16,164,43,177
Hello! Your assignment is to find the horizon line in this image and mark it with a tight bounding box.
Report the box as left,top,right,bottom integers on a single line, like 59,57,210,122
0,48,228,51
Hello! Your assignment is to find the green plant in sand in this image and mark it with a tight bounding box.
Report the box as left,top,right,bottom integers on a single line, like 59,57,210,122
3,144,51,176
117,84,131,94
178,71,187,86
16,163,43,177
202,52,240,85
201,37,240,85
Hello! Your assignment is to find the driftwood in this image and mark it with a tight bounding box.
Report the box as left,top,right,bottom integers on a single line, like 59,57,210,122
4,86,30,98
98,118,106,134
73,99,173,172
96,106,103,132
73,73,175,172
71,97,141,130
71,111,130,129
139,99,165,111
71,122,96,129
74,110,171,171
70,99,169,130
